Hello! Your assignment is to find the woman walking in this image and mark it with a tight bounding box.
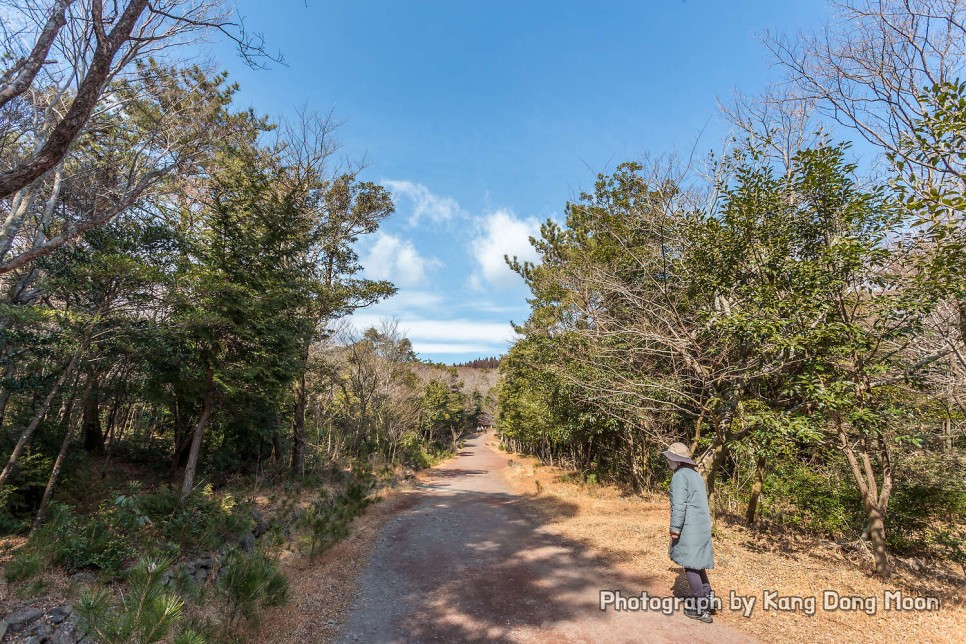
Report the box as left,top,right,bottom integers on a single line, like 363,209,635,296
663,442,715,623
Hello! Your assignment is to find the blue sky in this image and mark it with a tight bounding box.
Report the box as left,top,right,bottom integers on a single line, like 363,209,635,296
205,0,829,363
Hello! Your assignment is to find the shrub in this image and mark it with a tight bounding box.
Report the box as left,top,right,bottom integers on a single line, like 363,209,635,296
4,550,42,583
886,452,966,562
134,487,254,553
758,461,864,538
77,556,189,644
215,551,288,628
28,502,135,575
298,472,374,557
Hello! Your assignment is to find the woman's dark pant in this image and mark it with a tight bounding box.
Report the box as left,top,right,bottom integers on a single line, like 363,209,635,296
684,568,711,599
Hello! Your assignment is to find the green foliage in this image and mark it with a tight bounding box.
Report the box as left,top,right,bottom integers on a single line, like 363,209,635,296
759,462,864,538
133,487,254,554
215,551,289,628
0,449,55,530
886,453,966,561
298,472,374,556
9,486,257,587
26,502,135,576
77,557,188,644
4,550,42,583
502,137,965,576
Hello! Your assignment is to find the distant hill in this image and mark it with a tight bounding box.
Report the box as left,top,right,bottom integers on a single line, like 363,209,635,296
413,362,499,401
452,356,501,369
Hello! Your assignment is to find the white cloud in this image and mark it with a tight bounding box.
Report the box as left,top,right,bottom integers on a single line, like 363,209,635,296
348,313,516,357
469,209,541,289
383,180,461,226
412,342,504,355
352,315,516,345
361,232,442,287
376,290,445,311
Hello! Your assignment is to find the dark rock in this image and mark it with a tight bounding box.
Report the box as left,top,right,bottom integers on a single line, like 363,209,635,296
251,509,268,537
196,554,213,568
24,619,53,640
240,532,256,553
185,561,198,575
4,606,42,632
46,605,72,625
50,622,79,644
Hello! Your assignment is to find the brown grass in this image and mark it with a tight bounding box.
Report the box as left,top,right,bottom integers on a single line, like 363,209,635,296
496,443,965,644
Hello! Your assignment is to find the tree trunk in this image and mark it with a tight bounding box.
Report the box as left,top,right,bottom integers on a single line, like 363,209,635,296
837,420,893,576
0,350,81,490
271,414,284,463
103,392,123,446
32,412,79,533
0,360,17,429
291,370,307,477
865,506,890,577
625,426,643,494
698,432,728,498
180,365,215,501
745,454,766,526
81,368,103,452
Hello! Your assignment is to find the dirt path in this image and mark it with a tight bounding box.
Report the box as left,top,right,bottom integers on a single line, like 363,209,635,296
336,433,753,643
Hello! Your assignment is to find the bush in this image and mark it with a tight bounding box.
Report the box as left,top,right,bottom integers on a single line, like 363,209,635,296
19,486,256,581
215,551,288,628
0,449,54,531
758,461,864,538
132,487,254,553
4,550,42,583
298,471,374,557
77,556,190,644
886,452,966,562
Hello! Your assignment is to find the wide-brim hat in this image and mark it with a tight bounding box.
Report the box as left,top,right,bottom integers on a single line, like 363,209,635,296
662,442,696,466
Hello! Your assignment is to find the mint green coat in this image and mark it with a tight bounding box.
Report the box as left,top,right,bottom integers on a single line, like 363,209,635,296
668,466,715,570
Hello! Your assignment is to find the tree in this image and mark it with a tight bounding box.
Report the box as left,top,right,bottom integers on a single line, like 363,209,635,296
0,0,278,199
768,0,966,366
0,61,254,275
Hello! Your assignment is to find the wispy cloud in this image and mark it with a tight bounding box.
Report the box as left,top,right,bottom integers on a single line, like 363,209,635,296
412,342,505,355
350,182,537,360
382,180,461,226
361,232,442,287
375,290,445,311
353,314,516,345
468,209,541,290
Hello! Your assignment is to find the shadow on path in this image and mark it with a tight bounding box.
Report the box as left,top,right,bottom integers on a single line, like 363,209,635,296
336,433,753,644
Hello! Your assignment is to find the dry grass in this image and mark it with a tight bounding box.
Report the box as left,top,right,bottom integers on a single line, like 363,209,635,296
0,539,96,622
496,444,965,644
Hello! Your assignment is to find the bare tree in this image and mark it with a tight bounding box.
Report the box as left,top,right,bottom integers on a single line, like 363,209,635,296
765,0,966,179
0,0,281,273
719,84,825,172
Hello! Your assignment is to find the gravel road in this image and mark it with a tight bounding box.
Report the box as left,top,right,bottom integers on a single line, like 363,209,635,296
336,432,753,643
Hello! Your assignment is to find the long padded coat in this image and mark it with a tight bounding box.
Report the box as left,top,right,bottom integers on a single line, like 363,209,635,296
668,466,715,570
